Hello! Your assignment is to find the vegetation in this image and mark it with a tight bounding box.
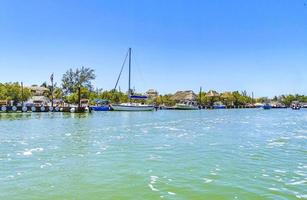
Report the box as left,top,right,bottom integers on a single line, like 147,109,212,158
196,91,254,107
0,67,306,107
62,67,95,95
62,67,96,106
0,82,32,104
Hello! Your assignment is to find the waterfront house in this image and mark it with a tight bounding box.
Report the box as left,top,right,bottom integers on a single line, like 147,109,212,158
27,85,50,106
146,89,159,99
28,85,50,96
171,90,197,105
206,90,220,106
27,96,50,106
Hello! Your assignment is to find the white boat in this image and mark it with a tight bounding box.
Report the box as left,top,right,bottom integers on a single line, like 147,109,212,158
174,102,199,110
110,48,155,111
111,103,155,111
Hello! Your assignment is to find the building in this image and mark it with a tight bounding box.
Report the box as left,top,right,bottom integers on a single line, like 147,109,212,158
28,85,50,96
171,90,197,102
27,85,50,106
146,89,159,99
27,96,50,106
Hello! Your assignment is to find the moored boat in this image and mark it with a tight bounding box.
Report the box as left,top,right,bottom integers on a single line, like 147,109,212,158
110,48,155,111
263,103,272,110
111,103,155,111
254,103,264,108
174,102,199,110
91,99,110,111
291,101,301,110
213,101,226,109
91,106,110,111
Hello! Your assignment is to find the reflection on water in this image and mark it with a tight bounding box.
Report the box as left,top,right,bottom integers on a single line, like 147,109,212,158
0,109,306,199
0,112,91,121
0,113,34,120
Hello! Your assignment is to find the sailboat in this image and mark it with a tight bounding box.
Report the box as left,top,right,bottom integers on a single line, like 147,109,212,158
110,48,155,111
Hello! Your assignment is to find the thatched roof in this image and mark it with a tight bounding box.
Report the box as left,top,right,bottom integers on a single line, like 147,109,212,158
220,92,233,99
171,90,197,101
28,86,50,92
205,90,219,97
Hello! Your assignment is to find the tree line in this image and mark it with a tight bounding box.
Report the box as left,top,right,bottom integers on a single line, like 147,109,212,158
0,67,306,106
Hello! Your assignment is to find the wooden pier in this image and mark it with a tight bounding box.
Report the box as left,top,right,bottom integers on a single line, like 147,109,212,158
0,106,91,113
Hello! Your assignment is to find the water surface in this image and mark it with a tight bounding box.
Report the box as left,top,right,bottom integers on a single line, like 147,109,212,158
0,109,306,199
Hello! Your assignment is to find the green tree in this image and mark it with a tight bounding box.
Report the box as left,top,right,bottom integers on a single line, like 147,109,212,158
62,67,96,106
62,67,96,94
0,82,32,104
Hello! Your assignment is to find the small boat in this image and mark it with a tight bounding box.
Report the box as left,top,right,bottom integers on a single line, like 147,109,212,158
254,103,264,108
271,103,287,109
91,99,110,111
291,101,301,110
263,103,272,110
91,105,110,111
213,101,226,109
110,48,155,111
174,102,199,110
111,103,155,111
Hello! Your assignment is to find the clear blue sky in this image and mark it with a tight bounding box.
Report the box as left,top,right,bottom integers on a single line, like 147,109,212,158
0,0,306,97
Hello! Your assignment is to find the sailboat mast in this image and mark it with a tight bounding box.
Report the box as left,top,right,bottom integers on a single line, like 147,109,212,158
128,48,132,99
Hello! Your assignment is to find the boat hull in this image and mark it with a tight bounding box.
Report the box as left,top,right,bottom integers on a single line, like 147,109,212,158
213,105,226,109
174,106,199,110
263,105,272,110
91,106,110,111
111,104,155,111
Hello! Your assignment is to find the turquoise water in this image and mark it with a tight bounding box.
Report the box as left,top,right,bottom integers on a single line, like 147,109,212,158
0,109,306,200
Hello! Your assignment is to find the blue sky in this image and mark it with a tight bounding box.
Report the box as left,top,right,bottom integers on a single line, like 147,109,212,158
0,0,306,97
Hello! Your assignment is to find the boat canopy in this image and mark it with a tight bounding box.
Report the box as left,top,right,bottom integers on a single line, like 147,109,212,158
94,99,109,104
130,95,148,99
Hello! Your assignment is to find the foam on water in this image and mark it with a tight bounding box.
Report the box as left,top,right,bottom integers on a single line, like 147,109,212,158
148,176,159,191
295,135,307,139
287,180,306,185
22,148,44,156
274,169,287,174
203,177,213,183
296,194,307,199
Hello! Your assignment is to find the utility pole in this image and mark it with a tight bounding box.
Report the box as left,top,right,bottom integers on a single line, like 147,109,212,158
199,86,202,106
21,82,24,106
78,86,81,109
50,73,54,107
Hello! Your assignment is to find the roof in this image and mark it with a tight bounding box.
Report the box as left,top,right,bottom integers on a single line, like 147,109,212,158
28,86,50,92
220,92,233,98
171,90,197,101
206,90,219,97
146,89,158,93
28,96,50,103
94,99,109,103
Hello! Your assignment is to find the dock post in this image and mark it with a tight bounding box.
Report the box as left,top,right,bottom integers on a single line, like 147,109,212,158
78,87,81,110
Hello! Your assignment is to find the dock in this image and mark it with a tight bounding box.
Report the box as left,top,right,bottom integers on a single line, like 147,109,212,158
0,106,91,113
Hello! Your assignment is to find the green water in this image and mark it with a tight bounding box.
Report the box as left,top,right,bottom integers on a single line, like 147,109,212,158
0,109,306,200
